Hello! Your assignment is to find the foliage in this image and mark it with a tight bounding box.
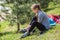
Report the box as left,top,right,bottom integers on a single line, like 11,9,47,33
5,0,57,25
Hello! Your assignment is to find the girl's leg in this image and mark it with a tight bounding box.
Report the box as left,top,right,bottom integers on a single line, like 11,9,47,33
20,16,37,33
20,22,46,38
30,16,37,25
29,22,46,33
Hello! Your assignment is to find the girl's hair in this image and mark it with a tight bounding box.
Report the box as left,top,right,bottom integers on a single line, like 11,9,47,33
31,4,41,11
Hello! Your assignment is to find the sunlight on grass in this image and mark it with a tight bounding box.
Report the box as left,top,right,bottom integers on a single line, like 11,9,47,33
0,21,10,32
47,8,60,15
0,24,60,40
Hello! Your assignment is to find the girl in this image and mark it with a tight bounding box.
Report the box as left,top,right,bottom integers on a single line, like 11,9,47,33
20,4,50,38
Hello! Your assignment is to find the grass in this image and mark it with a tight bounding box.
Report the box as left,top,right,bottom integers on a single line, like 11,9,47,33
0,24,60,40
47,7,60,15
47,4,60,15
0,21,10,32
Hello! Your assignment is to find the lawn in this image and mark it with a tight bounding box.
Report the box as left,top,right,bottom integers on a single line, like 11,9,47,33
0,24,60,40
0,6,60,40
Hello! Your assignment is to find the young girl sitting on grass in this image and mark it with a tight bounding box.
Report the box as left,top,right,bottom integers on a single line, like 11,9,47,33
20,4,50,38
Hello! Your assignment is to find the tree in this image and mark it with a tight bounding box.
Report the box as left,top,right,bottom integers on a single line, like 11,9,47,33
5,0,38,33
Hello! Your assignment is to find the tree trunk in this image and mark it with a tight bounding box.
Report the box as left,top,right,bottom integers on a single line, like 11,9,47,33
16,13,20,33
16,22,20,33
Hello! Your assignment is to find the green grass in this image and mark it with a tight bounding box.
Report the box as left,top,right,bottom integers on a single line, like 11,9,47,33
47,6,60,15
0,21,10,32
0,24,60,40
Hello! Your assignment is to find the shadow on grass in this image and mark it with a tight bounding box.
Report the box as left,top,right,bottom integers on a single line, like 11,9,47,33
0,32,14,37
50,25,56,29
44,6,60,12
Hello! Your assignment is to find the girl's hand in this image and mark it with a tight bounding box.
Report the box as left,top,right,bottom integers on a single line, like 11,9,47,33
25,25,31,32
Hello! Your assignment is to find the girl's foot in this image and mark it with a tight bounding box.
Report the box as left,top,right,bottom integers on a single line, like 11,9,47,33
20,29,27,33
20,32,30,38
40,31,44,35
